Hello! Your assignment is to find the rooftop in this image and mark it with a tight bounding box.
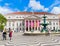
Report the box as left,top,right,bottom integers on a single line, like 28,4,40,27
7,12,55,15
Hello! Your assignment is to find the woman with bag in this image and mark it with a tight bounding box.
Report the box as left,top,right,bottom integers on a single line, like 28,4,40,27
9,28,13,40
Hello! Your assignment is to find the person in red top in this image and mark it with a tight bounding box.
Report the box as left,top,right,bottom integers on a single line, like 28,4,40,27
9,29,13,40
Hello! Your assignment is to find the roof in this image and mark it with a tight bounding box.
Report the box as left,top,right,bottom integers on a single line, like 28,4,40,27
7,12,55,15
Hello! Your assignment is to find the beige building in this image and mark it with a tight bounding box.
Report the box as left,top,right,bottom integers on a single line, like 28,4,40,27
4,12,60,32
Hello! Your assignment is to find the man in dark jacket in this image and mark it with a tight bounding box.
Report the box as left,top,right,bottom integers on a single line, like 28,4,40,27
2,31,7,40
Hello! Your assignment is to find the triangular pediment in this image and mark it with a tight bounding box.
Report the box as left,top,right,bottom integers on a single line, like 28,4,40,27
24,15,40,20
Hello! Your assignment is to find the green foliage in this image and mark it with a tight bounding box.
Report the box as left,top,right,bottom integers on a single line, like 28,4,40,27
0,25,4,31
0,14,7,31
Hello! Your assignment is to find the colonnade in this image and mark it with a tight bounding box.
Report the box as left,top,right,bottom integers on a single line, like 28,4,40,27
24,20,40,32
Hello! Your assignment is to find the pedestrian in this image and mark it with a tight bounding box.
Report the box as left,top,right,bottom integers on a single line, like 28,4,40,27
9,29,13,40
2,28,7,40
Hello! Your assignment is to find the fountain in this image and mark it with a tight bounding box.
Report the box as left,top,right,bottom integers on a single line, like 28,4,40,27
40,14,49,33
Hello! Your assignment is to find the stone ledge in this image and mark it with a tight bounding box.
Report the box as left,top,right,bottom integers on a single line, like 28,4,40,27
23,31,49,35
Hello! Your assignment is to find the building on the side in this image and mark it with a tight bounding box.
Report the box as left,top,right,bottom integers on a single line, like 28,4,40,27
4,12,60,32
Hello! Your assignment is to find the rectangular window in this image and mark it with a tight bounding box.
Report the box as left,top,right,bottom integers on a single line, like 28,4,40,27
20,28,21,30
22,21,24,26
49,22,51,25
53,23,55,25
20,23,21,26
56,23,58,25
13,23,14,26
53,27,55,30
17,23,18,26
36,27,37,30
23,28,24,31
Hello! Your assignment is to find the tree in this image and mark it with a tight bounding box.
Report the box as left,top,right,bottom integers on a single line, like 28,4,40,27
0,14,7,31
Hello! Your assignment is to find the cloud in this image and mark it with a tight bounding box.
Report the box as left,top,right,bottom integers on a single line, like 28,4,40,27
0,3,20,14
5,3,10,6
49,0,60,14
23,7,29,12
0,6,19,14
27,0,49,12
50,0,60,8
43,8,49,12
51,7,60,14
28,0,44,10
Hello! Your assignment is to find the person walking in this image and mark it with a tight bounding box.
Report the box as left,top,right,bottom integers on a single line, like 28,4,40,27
9,29,13,40
2,28,7,40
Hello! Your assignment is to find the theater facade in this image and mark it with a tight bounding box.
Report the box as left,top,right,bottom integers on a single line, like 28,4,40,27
4,12,60,32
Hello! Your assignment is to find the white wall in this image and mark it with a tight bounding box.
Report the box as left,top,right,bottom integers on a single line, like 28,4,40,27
4,14,60,32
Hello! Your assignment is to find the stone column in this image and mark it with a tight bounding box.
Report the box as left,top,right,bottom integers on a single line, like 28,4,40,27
34,20,35,31
33,20,34,31
30,20,31,31
37,20,38,31
31,20,34,32
25,20,26,32
39,20,40,31
28,20,29,31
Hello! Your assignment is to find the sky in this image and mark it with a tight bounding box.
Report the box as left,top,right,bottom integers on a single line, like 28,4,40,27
0,0,60,14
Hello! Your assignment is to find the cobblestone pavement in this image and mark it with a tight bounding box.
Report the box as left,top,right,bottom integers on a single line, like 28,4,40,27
0,32,60,46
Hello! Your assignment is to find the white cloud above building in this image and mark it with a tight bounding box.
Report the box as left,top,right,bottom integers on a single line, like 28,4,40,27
51,7,60,14
0,0,60,14
28,0,44,10
0,6,14,14
50,0,60,14
0,6,20,14
27,0,49,12
43,8,49,12
50,0,60,8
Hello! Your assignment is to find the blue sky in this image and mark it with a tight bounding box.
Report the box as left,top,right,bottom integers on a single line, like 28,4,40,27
0,0,60,14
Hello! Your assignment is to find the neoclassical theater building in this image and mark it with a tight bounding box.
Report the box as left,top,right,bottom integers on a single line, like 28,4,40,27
4,12,60,32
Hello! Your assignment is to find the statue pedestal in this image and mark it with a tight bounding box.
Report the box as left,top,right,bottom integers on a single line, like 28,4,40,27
23,31,49,35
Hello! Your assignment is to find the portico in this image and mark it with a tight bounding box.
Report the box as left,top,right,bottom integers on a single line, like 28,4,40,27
24,15,41,32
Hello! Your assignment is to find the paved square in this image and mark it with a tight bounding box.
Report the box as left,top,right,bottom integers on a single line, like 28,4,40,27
0,32,60,46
